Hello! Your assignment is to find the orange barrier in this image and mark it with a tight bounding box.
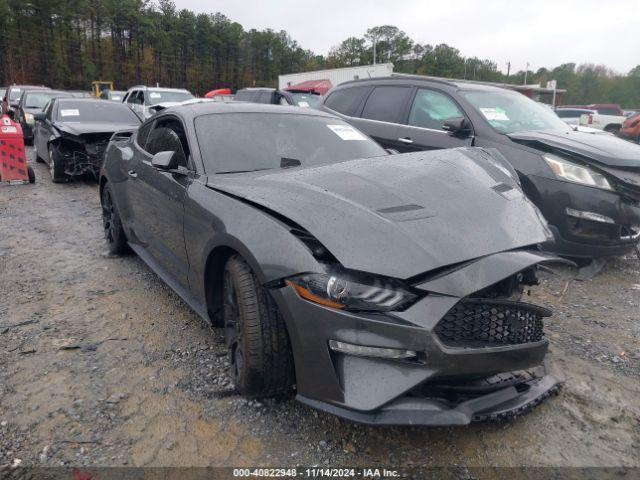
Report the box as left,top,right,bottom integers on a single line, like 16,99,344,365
0,115,32,184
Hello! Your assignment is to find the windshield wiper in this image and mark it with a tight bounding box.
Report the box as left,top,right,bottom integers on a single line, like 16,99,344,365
216,167,273,175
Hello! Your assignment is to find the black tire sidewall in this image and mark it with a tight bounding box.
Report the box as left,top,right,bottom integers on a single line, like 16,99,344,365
101,184,129,255
223,256,294,397
48,145,68,183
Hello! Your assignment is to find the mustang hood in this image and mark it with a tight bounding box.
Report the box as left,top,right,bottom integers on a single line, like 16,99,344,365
508,129,640,169
206,148,552,280
53,122,140,137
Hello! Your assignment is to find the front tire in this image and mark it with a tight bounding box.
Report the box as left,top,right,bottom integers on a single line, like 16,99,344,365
101,183,130,255
48,145,68,183
223,255,294,397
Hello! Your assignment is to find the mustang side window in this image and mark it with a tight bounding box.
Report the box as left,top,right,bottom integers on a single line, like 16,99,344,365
136,121,154,151
145,118,191,169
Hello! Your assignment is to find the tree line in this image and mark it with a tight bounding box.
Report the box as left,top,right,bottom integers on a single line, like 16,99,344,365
328,25,640,107
0,1,638,106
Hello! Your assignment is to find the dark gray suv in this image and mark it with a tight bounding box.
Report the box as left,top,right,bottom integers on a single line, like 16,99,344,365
321,76,640,259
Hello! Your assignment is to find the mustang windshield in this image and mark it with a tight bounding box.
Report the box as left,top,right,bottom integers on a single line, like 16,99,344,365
196,113,387,174
462,90,570,134
56,101,141,124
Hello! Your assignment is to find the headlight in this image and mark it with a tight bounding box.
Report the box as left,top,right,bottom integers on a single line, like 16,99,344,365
285,273,419,312
543,153,612,190
24,113,34,125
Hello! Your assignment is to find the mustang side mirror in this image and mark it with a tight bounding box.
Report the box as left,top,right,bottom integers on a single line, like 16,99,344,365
151,151,178,170
33,112,46,122
443,117,472,136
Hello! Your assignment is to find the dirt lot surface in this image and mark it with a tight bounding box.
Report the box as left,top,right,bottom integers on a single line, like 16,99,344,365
1,149,639,471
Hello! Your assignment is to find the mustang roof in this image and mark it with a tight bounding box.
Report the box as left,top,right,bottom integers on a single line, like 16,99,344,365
177,101,339,119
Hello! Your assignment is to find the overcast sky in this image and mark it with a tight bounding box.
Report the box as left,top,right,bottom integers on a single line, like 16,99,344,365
174,0,639,74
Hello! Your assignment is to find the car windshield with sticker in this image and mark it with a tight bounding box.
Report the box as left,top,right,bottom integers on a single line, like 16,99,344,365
461,89,569,134
196,112,386,174
146,89,194,105
56,100,141,123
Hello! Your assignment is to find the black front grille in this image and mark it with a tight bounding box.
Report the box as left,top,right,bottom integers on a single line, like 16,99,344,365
435,299,550,348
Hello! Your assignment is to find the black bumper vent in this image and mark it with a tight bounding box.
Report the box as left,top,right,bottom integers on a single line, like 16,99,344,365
435,299,550,348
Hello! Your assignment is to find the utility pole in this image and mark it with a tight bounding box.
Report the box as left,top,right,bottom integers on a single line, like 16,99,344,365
372,35,378,65
506,61,511,78
524,62,530,85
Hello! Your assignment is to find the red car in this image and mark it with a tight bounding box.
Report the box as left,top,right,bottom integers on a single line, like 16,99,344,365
204,88,233,100
620,112,640,143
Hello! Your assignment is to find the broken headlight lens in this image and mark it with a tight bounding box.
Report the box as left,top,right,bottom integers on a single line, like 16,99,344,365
285,273,418,312
543,153,612,191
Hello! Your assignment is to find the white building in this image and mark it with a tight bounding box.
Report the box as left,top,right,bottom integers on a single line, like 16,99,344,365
279,63,394,90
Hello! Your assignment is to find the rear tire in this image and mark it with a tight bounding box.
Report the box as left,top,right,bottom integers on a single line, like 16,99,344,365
27,166,35,184
48,145,68,183
101,183,130,255
223,255,294,397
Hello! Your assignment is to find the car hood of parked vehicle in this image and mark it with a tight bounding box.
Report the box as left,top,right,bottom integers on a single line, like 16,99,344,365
53,122,141,136
206,148,552,280
507,129,640,169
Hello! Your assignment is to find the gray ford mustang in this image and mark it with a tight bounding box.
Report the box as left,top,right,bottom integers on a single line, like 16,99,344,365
100,102,564,425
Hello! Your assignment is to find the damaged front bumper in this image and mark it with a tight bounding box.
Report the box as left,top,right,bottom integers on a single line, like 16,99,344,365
271,250,565,426
54,135,110,179
299,365,561,426
61,150,103,178
532,175,640,258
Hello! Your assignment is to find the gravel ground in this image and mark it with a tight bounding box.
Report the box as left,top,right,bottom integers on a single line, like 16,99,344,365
0,149,639,471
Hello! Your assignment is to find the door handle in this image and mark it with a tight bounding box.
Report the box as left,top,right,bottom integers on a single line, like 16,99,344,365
398,137,414,144
128,170,138,178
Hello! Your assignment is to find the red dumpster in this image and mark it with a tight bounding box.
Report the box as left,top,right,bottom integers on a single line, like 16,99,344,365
0,115,34,184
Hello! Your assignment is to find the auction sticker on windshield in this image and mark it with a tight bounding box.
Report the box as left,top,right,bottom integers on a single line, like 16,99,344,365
480,107,509,121
327,124,367,140
60,109,80,117
149,92,162,99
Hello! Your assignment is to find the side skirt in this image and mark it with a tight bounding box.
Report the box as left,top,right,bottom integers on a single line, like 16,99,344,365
128,243,211,325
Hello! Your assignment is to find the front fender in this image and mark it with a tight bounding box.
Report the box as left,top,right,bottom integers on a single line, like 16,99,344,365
184,181,324,306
